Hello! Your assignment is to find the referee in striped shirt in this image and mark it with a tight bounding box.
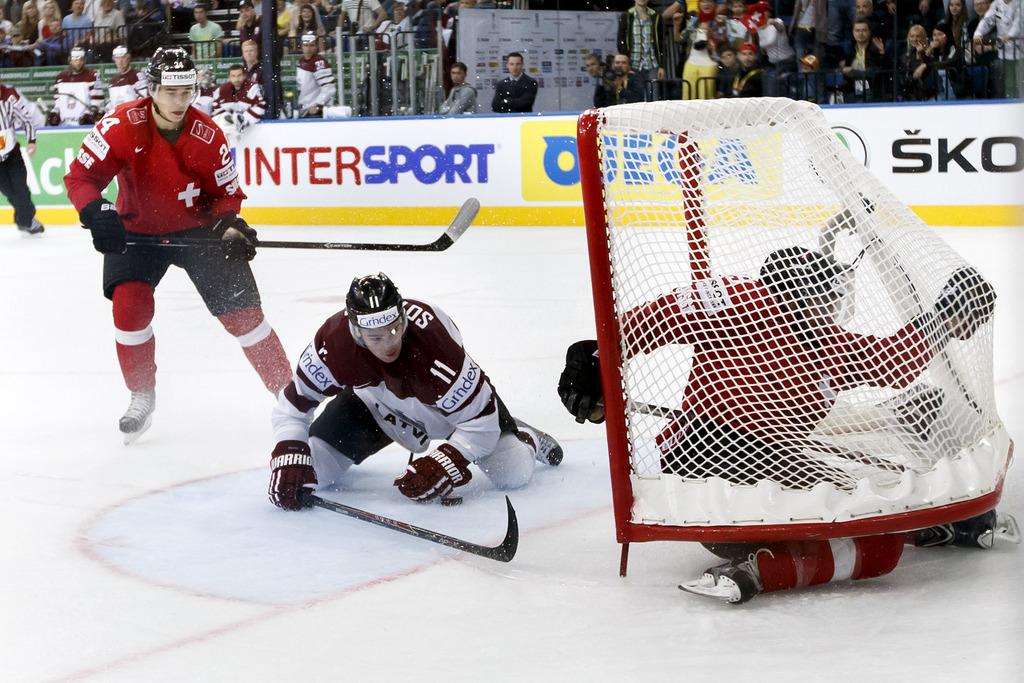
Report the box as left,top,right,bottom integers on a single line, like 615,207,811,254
0,81,43,236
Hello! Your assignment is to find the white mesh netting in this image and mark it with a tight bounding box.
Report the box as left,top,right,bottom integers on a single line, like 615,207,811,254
588,99,1009,529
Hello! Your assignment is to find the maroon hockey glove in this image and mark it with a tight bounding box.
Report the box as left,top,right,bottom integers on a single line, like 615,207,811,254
394,444,472,502
269,440,317,510
211,214,259,262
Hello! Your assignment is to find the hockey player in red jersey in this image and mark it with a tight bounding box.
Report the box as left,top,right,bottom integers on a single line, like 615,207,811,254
558,247,1019,603
268,273,563,510
64,47,292,444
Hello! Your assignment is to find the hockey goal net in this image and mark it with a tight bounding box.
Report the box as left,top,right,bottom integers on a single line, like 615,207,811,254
576,99,1011,559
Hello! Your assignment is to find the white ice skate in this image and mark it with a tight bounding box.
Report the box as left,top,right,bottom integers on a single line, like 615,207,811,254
679,555,763,605
515,420,563,466
119,391,155,445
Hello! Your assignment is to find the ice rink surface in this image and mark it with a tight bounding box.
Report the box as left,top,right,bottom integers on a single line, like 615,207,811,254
1,223,1021,682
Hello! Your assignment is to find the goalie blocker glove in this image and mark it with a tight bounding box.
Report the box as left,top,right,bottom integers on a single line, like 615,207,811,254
933,267,996,341
558,339,604,424
394,444,472,502
269,440,317,510
80,198,127,254
211,214,259,261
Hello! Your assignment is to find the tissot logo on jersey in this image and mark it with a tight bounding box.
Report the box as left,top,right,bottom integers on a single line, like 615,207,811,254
299,343,337,392
438,359,482,412
240,143,495,187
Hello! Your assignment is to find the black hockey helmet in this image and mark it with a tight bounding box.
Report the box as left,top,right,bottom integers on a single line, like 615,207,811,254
760,247,853,309
346,273,406,332
146,47,197,89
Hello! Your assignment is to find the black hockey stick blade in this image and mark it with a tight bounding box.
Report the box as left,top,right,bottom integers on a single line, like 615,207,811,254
301,491,519,563
116,197,481,252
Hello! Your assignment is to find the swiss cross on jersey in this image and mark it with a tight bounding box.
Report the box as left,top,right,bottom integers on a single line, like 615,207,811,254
63,99,245,236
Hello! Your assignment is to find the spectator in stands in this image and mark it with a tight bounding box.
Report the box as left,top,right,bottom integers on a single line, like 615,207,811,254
827,0,857,65
341,0,386,48
120,0,162,24
754,4,797,96
37,18,72,63
610,52,646,103
106,44,146,111
491,51,538,113
242,38,261,85
189,3,223,59
893,0,945,35
46,45,103,125
790,0,826,60
377,0,411,50
732,41,763,95
973,0,1022,98
212,63,265,136
839,18,886,100
714,43,738,97
236,0,260,44
91,0,123,60
276,0,291,53
927,25,957,97
854,0,890,48
290,2,324,52
40,1,61,39
61,0,93,49
901,23,938,99
674,0,719,99
796,51,825,101
965,0,997,96
0,7,13,38
15,1,40,45
934,0,969,96
296,31,336,117
725,0,754,51
617,0,665,94
584,53,615,107
439,60,477,114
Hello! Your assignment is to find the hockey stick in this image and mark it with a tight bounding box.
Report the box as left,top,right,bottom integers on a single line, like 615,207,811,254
299,491,519,563
117,198,480,252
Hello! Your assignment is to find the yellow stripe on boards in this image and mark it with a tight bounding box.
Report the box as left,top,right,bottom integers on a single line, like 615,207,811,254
7,205,1023,228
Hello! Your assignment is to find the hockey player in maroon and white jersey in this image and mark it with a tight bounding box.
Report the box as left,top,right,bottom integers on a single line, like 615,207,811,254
106,45,148,113
211,64,265,136
559,247,1019,603
47,47,105,126
64,47,292,444
268,273,563,511
295,32,336,118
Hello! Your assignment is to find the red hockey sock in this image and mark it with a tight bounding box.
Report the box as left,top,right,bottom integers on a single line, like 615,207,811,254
112,281,157,393
217,307,292,394
753,535,905,594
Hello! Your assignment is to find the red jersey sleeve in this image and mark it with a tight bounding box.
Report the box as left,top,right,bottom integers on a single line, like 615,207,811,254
829,323,940,390
64,113,129,212
621,276,764,357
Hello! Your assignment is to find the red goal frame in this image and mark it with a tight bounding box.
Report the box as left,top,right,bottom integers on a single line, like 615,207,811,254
575,108,1008,576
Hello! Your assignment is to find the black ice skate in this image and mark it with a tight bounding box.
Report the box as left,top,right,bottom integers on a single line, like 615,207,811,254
17,219,44,237
679,554,764,604
515,420,563,466
119,391,155,445
913,510,1022,549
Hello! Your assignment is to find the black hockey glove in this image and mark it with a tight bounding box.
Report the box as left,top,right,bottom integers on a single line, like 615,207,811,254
211,214,258,261
80,198,126,254
558,339,604,424
933,267,996,340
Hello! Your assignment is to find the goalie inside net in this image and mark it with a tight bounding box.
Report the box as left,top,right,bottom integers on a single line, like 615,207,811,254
590,100,1008,528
